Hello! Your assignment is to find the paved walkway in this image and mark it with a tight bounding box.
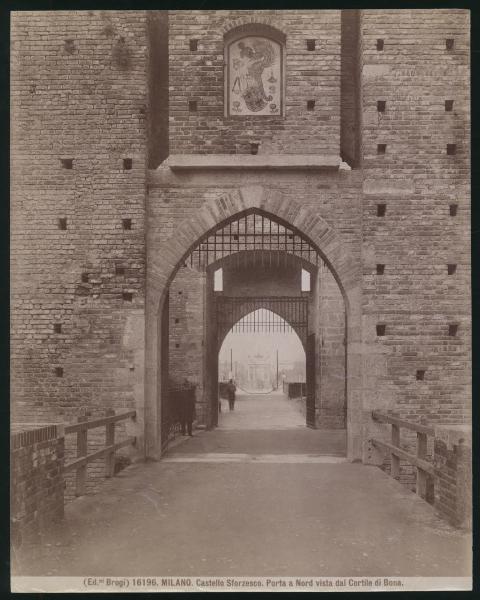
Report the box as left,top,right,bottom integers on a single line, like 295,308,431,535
189,391,347,456
219,390,305,429
14,394,471,578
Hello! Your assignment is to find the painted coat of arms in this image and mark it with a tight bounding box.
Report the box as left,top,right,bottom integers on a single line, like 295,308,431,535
228,37,281,116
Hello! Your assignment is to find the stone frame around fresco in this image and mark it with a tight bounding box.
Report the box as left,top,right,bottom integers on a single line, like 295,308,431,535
224,24,286,119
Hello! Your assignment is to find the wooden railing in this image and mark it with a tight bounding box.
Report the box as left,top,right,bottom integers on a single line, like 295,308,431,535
371,411,435,502
64,409,136,496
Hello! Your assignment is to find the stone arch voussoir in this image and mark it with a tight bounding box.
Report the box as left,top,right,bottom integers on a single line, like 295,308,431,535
152,188,358,309
221,16,283,39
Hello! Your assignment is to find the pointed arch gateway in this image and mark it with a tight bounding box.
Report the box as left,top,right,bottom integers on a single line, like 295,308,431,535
218,307,306,395
144,186,362,460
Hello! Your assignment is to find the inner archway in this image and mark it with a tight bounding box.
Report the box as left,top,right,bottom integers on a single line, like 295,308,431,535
219,309,305,391
218,309,307,430
146,189,362,460
161,210,348,449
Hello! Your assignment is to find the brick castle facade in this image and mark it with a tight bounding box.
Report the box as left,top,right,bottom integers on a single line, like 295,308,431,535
11,10,470,461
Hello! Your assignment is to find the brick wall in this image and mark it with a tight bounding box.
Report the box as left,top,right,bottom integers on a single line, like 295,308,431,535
147,11,169,168
168,266,206,423
316,262,346,428
168,10,341,155
434,426,471,528
11,425,64,549
340,9,360,166
360,9,471,429
11,11,148,426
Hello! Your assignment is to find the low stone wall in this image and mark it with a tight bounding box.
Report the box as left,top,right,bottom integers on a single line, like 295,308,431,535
11,424,65,548
434,426,472,529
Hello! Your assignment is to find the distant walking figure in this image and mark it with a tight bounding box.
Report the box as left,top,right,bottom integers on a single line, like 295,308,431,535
227,379,236,411
180,378,196,436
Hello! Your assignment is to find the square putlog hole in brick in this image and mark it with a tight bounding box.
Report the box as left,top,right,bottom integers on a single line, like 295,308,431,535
122,218,132,230
307,100,315,111
175,318,180,324
447,263,457,275
376,264,385,275
376,39,384,51
445,100,454,112
446,38,454,50
58,218,67,230
377,204,386,217
64,39,75,54
376,324,386,336
377,100,386,112
306,39,316,51
449,203,458,216
377,144,387,154
416,369,426,381
448,324,459,336
55,367,64,378
447,144,456,155
81,272,89,283
115,266,125,276
60,158,73,169
189,39,198,51
189,100,198,112
122,292,133,302
53,323,62,333
123,158,132,170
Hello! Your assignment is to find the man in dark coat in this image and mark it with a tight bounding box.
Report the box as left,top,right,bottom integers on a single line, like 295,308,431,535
180,378,196,436
227,379,236,411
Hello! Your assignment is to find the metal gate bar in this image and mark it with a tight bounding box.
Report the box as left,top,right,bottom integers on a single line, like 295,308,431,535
217,296,309,346
188,211,320,270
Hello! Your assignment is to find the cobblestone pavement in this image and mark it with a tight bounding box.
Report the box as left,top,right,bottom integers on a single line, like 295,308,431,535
14,394,471,579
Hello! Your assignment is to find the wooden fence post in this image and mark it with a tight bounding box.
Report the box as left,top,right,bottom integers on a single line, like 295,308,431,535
105,408,115,478
416,431,428,499
75,414,88,496
391,424,400,479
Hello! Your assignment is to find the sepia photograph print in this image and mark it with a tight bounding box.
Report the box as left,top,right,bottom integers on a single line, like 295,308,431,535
10,8,472,593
